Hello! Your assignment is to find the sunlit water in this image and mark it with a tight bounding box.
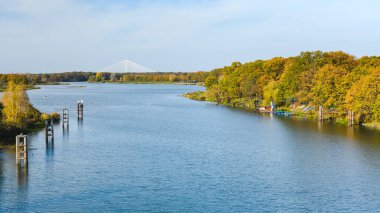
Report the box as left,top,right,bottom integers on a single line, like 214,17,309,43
1,83,380,212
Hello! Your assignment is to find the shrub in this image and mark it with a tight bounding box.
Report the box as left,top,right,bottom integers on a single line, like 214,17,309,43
50,112,60,122
41,113,50,121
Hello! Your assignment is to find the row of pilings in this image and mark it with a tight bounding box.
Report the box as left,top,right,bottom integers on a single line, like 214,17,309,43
317,106,355,126
267,103,355,126
15,100,84,167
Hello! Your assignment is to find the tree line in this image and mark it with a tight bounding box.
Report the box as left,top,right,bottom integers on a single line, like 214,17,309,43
88,72,208,83
0,71,209,89
191,51,380,125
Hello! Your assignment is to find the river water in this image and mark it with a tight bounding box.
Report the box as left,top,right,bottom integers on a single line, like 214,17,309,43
1,83,380,212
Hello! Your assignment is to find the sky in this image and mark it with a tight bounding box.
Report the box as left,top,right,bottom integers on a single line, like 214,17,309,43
0,0,379,73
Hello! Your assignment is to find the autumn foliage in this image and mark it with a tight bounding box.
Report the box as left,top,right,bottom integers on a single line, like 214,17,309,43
194,51,380,124
1,77,41,128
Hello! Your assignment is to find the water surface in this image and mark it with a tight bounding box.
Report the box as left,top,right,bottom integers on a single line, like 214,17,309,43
1,83,380,212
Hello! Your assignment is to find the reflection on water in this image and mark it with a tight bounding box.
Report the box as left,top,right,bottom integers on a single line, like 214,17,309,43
62,126,69,142
77,119,83,129
17,165,28,191
16,164,28,213
346,125,355,140
0,153,3,197
276,116,380,146
227,106,380,147
45,143,54,160
318,120,324,131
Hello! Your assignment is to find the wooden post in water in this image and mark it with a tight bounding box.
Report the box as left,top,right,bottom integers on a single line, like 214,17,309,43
254,94,259,110
77,100,84,119
348,110,354,127
16,134,28,166
318,106,324,122
62,108,69,128
45,119,54,145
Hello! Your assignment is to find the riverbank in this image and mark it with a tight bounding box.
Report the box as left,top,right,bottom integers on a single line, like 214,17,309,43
0,121,45,149
90,81,204,86
0,84,40,92
184,91,372,128
0,80,52,149
362,122,380,130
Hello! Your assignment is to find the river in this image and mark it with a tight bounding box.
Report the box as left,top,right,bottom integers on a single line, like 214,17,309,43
1,83,380,212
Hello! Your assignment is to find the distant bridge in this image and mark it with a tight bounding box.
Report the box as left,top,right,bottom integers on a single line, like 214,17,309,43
99,59,157,73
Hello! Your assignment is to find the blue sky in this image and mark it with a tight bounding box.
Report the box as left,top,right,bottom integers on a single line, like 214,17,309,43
0,0,379,73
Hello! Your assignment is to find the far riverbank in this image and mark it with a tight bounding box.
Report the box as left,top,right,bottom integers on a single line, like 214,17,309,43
184,91,380,130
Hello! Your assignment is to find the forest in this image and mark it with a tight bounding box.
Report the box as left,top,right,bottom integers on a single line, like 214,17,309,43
186,51,380,126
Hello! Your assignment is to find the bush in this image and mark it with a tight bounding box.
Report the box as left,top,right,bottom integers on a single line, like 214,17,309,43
50,112,60,122
40,113,50,121
185,91,206,101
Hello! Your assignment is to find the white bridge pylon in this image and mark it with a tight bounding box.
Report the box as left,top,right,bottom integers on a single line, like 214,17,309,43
100,59,157,73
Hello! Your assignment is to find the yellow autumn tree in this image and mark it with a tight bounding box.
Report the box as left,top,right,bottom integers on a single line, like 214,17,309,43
263,81,279,105
1,81,32,127
168,74,177,82
346,69,380,123
95,72,103,82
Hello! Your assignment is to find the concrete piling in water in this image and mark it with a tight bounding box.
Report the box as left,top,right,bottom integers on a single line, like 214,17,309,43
77,100,84,119
62,108,69,128
45,119,54,145
16,134,28,166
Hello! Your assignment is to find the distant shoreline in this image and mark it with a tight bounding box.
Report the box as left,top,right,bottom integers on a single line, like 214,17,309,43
90,81,203,86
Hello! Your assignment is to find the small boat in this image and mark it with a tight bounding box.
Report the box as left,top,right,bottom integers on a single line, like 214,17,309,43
275,110,292,116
